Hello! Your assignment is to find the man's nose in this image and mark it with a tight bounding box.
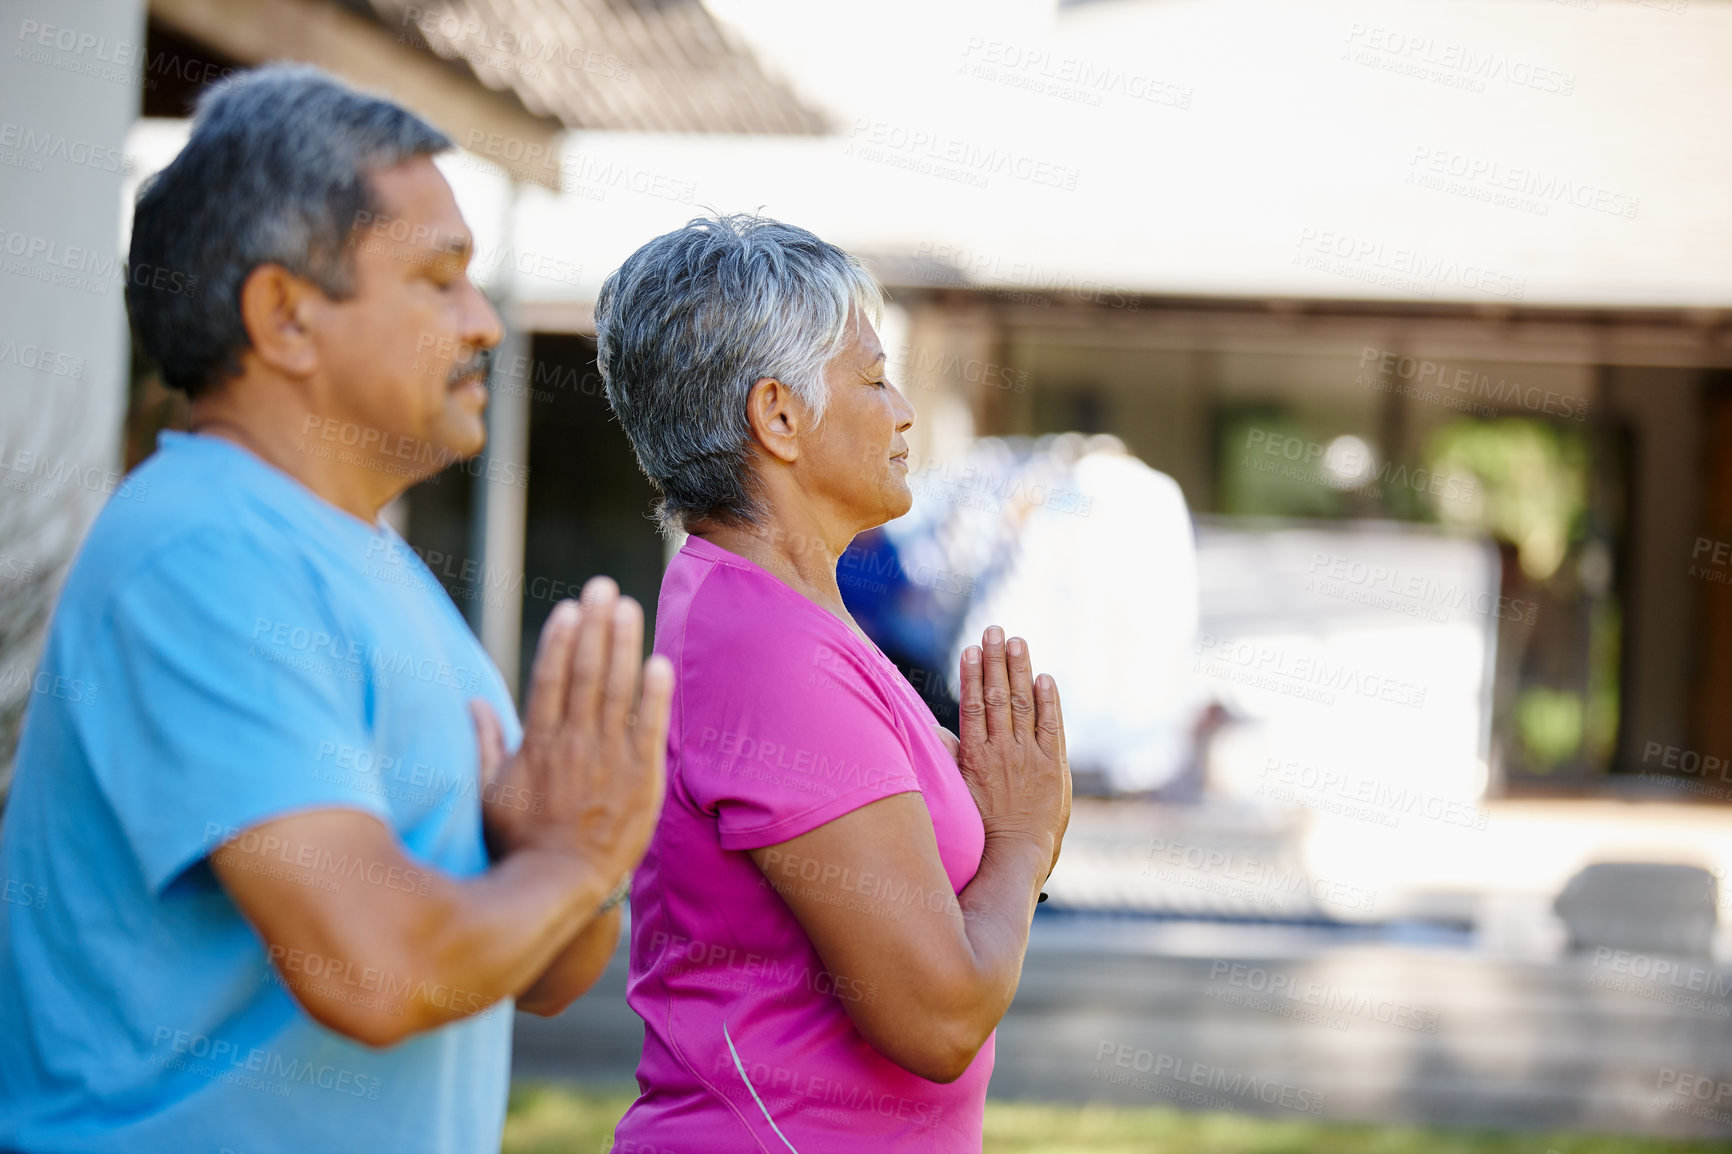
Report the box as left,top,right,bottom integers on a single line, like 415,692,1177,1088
462,279,505,352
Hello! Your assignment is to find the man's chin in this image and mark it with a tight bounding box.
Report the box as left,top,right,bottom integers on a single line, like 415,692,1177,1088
408,425,485,479
448,427,488,463
440,404,489,461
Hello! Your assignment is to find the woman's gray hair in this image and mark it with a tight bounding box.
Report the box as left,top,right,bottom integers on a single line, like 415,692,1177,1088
126,63,451,398
595,213,884,536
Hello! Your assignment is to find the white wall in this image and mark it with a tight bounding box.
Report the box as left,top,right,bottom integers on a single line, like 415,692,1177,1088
503,0,1732,310
0,0,147,790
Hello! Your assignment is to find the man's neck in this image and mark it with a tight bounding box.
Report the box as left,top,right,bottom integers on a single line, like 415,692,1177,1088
189,393,407,528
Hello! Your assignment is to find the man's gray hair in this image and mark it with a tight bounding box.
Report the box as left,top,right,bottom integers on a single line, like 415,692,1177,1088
126,63,452,398
595,213,884,535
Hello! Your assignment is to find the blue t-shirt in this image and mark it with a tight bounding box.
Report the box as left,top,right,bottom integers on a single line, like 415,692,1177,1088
0,430,523,1154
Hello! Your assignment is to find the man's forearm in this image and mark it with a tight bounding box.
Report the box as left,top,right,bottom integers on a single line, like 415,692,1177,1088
214,811,622,1047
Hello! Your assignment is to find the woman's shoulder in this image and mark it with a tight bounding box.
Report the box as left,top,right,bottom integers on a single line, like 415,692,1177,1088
669,543,885,686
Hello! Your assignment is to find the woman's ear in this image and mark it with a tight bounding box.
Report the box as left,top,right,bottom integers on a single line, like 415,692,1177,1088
745,376,804,464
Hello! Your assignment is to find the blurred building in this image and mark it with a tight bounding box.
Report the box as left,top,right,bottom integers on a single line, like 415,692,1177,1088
1,0,821,788
466,0,1732,797
10,0,1732,803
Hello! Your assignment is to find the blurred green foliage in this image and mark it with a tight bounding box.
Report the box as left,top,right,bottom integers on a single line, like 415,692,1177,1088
504,1084,1732,1154
1427,418,1589,581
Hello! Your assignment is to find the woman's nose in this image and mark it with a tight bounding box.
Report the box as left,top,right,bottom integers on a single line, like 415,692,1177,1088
892,382,916,431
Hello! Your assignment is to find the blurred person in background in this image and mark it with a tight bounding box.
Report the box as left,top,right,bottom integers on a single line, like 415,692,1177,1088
939,435,1202,796
597,214,1072,1153
0,65,669,1153
836,525,962,730
878,432,1203,797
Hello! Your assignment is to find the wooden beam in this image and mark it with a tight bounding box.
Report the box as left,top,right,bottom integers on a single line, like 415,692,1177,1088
150,0,561,188
511,299,595,335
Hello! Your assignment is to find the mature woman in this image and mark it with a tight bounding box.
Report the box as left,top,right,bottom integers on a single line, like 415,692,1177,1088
596,214,1071,1153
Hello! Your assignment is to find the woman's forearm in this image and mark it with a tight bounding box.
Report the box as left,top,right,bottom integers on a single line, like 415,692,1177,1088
920,833,1048,1076
516,906,623,1016
748,785,1061,1084
407,848,614,1025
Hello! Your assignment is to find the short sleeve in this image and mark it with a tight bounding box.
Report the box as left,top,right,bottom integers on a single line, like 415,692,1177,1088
92,530,390,893
676,588,921,851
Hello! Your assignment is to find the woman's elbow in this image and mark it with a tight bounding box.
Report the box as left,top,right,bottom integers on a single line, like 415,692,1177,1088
888,1029,985,1084
866,1009,989,1084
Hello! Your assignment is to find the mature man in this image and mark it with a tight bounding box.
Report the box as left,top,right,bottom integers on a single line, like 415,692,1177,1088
0,64,669,1152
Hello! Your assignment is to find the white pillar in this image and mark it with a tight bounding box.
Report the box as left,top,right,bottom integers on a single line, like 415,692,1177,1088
470,318,530,698
0,0,146,793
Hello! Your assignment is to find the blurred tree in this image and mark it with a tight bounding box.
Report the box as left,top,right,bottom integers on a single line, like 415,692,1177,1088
1423,417,1618,783
1427,418,1589,580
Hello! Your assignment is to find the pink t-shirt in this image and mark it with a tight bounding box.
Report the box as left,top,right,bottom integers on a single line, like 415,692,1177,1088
614,534,991,1153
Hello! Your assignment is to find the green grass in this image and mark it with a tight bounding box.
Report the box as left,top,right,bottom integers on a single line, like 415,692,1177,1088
504,1085,635,1154
503,1084,1732,1154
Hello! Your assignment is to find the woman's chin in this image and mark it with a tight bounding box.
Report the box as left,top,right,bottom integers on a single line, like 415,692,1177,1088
883,482,915,521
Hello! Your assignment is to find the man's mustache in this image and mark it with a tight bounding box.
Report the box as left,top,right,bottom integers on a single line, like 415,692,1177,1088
447,344,495,387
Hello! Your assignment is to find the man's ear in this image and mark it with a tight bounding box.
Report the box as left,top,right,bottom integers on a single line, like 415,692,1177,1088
744,376,804,464
237,263,321,380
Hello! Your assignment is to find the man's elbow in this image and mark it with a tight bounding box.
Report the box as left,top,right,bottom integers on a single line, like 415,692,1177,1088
300,997,423,1049
517,990,579,1018
287,960,449,1047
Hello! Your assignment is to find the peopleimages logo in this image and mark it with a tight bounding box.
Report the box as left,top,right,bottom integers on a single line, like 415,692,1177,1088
0,336,83,379
705,1051,943,1126
1092,1042,1327,1115
1141,835,1379,912
1193,633,1429,710
0,120,131,175
1358,347,1588,421
957,36,1193,110
1406,146,1639,220
1258,757,1489,832
202,821,435,895
399,7,631,80
1294,229,1526,300
1307,550,1540,625
1240,428,1477,504
0,445,149,503
846,119,1082,191
693,726,911,795
148,1027,382,1100
1342,24,1576,95
248,618,484,692
0,228,199,299
648,930,878,1004
1206,960,1441,1033
0,663,98,706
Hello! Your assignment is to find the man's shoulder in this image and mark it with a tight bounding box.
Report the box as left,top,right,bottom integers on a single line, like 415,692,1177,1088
63,451,313,618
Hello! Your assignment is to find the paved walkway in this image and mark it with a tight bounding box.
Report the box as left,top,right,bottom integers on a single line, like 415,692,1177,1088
511,797,1732,1137
1042,797,1732,953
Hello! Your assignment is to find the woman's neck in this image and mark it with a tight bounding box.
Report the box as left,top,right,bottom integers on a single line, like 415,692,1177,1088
694,518,866,638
